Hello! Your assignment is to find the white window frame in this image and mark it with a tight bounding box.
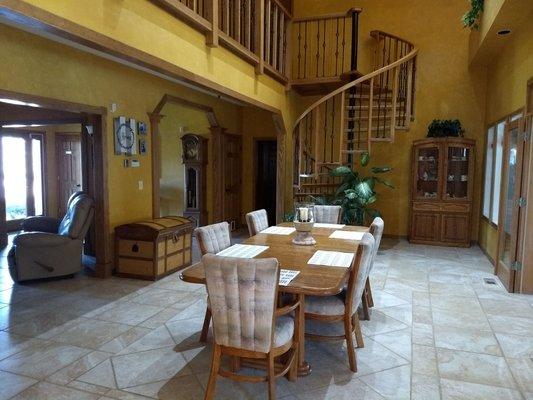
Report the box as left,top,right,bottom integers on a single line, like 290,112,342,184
482,120,506,226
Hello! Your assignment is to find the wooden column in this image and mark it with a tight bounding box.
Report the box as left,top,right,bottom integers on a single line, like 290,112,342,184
273,113,285,223
254,0,265,74
210,126,227,223
149,112,165,219
205,0,219,46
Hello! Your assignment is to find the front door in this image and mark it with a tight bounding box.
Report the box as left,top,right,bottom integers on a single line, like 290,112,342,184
0,131,45,232
223,133,242,230
56,134,82,216
496,118,528,291
255,140,277,226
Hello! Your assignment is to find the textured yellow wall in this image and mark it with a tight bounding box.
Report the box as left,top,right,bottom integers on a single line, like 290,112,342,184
293,0,487,238
477,10,533,258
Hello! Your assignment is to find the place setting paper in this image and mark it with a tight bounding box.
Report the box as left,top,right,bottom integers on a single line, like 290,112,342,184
307,250,354,268
216,244,269,258
329,230,365,240
279,269,300,286
260,226,296,235
314,223,346,229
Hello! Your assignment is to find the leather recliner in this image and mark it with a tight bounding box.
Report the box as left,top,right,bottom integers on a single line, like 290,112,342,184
7,192,95,282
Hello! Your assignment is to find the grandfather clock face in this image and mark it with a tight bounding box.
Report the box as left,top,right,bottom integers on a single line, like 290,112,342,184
184,139,198,161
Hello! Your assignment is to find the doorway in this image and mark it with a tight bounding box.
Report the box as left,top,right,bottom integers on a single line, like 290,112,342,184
255,139,277,226
56,134,83,216
496,117,529,291
0,130,45,231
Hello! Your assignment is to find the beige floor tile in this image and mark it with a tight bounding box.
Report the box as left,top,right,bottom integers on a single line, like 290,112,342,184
434,325,502,356
296,377,385,399
430,294,482,311
137,307,189,329
496,332,533,358
99,327,152,354
0,370,37,400
411,373,440,400
479,298,533,319
370,290,410,308
129,288,190,308
412,304,432,324
51,319,133,349
507,357,533,393
360,310,409,336
117,325,176,355
121,374,204,399
165,317,208,348
112,346,192,389
412,322,434,346
10,381,99,400
412,344,438,377
77,358,118,389
440,378,523,400
94,302,164,326
7,311,80,337
0,340,90,379
370,327,412,360
432,307,491,331
412,291,430,307
377,304,413,326
429,282,476,297
67,380,111,396
488,314,533,336
359,365,411,399
0,331,42,361
46,350,112,385
437,348,516,389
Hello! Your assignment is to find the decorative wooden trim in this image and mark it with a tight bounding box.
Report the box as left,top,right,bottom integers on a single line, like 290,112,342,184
292,8,361,22
149,0,211,32
210,126,226,223
218,31,260,65
272,112,286,223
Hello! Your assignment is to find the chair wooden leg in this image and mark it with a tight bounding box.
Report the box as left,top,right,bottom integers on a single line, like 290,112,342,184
230,356,241,372
200,307,211,342
287,344,298,382
267,352,276,400
352,313,364,348
343,315,357,372
361,293,370,321
204,343,221,400
365,277,374,307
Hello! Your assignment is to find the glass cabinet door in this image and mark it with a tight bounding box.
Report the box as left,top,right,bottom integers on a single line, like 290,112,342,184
415,145,440,200
444,145,472,200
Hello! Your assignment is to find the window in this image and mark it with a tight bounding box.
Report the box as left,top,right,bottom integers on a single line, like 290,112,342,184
482,121,505,225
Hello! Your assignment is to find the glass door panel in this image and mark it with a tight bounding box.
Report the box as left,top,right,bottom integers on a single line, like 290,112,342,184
1,136,28,223
31,137,44,216
415,145,439,200
445,146,471,200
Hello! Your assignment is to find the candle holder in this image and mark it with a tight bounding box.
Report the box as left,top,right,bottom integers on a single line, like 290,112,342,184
292,203,316,246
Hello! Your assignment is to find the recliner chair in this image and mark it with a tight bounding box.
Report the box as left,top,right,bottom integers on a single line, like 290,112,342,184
7,192,95,282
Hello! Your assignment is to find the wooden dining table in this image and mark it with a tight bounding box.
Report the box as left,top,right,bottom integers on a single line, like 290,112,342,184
180,222,369,376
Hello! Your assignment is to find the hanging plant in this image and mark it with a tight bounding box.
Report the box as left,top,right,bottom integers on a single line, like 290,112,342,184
462,0,484,29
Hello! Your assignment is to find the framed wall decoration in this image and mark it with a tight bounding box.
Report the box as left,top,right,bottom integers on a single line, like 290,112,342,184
114,116,137,155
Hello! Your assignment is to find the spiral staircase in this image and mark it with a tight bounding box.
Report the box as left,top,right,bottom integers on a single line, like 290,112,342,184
292,30,418,201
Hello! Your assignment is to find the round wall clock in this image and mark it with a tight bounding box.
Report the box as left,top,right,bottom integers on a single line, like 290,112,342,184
116,123,135,151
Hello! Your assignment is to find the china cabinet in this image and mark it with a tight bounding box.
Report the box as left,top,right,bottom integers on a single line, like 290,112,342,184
409,137,476,247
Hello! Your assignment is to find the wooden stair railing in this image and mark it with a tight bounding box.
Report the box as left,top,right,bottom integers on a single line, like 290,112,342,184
293,31,418,198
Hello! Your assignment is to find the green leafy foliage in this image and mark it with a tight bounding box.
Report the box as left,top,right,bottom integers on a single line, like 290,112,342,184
327,152,394,226
427,119,465,138
462,0,484,30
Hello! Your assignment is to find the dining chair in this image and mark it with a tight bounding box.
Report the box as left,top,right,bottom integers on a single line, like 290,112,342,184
194,221,232,342
304,233,375,372
245,209,269,236
361,217,384,320
313,205,342,224
203,254,299,400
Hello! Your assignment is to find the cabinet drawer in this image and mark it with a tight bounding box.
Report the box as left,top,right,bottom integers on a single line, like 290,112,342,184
118,240,153,259
412,202,440,212
441,203,470,213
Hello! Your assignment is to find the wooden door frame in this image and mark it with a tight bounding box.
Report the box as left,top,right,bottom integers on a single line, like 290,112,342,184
55,133,82,217
0,89,110,277
495,118,525,292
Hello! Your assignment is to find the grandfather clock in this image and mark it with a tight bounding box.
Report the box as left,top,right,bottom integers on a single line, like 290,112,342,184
181,134,208,227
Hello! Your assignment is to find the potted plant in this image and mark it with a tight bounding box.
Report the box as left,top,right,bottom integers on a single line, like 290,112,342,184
427,119,465,138
313,153,393,226
462,0,484,29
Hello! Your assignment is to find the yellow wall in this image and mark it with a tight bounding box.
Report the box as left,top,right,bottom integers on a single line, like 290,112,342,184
476,9,533,258
293,0,487,239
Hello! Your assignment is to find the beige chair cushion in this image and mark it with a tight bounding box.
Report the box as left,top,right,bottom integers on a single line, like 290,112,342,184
314,205,342,224
245,209,269,236
305,294,345,316
369,217,384,272
274,315,294,348
203,254,279,353
194,222,231,255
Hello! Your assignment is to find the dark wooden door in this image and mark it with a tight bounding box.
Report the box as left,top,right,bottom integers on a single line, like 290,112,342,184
223,134,242,229
255,140,277,226
56,134,82,216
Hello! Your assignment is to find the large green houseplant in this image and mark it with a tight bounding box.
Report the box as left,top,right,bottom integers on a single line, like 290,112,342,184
315,153,393,226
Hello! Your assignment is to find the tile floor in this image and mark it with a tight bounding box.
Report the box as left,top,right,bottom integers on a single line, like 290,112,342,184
0,237,532,399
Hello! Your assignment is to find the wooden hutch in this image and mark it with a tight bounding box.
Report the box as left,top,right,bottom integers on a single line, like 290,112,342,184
409,137,476,247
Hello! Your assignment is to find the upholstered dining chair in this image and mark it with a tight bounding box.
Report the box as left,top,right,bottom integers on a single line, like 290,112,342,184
194,221,232,342
313,205,342,224
203,254,299,400
304,233,375,372
245,209,269,236
361,217,384,320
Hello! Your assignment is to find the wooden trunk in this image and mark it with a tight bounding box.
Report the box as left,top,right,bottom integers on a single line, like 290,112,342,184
114,216,194,280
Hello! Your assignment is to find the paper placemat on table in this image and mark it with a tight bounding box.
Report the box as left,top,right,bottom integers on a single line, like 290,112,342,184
329,230,365,240
261,226,296,235
307,250,354,268
216,244,269,258
279,269,300,286
314,223,346,229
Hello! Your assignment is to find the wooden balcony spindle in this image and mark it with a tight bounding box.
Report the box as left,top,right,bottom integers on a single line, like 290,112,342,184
245,0,252,50
234,0,241,43
254,0,264,74
205,0,219,46
278,10,284,71
265,0,271,65
272,4,278,68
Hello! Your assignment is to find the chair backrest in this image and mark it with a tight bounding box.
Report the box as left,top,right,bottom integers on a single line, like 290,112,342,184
369,217,384,271
245,209,269,236
345,233,375,313
203,254,279,353
194,222,232,255
58,193,94,240
314,205,342,224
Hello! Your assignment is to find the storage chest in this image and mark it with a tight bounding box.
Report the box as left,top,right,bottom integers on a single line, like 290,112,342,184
114,216,194,280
